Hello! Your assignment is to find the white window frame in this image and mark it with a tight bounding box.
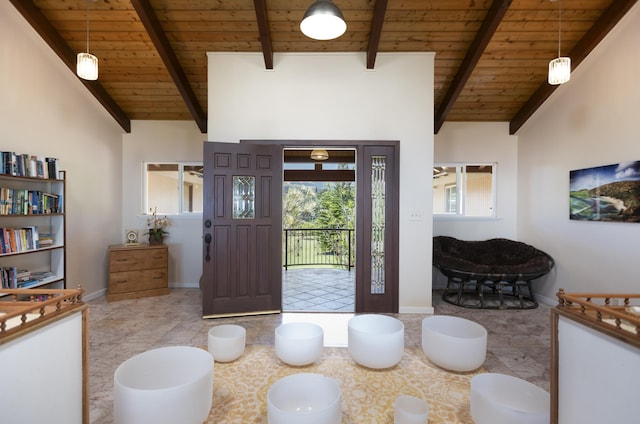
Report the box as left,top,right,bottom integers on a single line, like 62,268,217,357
143,161,203,215
433,162,497,218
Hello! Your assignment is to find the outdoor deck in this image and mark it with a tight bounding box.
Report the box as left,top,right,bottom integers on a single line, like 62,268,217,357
282,267,354,312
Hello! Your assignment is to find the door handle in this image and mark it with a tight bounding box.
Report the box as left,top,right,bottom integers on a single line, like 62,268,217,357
204,233,212,262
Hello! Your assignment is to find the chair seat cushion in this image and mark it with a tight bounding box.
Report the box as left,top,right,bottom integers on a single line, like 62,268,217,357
433,236,554,278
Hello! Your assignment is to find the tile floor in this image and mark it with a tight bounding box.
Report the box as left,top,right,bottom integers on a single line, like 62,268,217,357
282,267,354,312
88,283,551,423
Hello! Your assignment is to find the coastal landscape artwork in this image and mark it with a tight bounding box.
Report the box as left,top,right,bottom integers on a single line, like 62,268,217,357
570,161,640,222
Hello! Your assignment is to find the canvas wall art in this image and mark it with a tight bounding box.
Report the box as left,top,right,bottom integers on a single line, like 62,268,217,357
569,161,640,222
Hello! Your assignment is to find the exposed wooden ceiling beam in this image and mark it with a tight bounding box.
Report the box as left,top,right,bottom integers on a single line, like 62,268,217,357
509,0,639,135
284,169,355,182
8,0,131,133
366,0,388,70
131,0,207,133
434,0,512,134
254,0,274,70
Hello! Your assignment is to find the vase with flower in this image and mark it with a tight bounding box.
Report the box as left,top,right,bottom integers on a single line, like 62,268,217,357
145,207,170,245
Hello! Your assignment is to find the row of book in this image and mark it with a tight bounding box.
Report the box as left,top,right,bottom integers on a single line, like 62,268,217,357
1,152,60,179
0,188,62,215
0,267,56,289
0,226,54,254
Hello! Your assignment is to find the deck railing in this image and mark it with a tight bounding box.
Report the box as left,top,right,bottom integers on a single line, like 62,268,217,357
284,228,354,270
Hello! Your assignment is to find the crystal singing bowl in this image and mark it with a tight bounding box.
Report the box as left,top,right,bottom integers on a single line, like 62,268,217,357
208,324,246,362
471,373,550,424
421,315,487,372
113,346,214,424
267,373,342,424
394,395,429,424
348,314,404,369
275,322,324,366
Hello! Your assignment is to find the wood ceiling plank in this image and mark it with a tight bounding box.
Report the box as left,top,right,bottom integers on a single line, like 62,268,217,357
9,0,131,132
131,0,207,133
435,0,512,134
510,0,637,134
19,0,630,131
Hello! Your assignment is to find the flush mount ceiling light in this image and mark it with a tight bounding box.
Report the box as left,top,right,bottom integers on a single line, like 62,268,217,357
300,0,347,41
310,149,329,161
548,0,570,85
77,0,98,81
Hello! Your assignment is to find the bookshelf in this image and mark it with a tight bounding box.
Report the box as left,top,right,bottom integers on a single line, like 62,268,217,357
0,170,65,293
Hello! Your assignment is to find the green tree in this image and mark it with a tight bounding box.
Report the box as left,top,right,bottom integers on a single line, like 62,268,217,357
316,181,355,229
282,184,317,229
316,182,355,258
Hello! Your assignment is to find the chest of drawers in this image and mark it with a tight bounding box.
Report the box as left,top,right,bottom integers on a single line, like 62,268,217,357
107,244,169,301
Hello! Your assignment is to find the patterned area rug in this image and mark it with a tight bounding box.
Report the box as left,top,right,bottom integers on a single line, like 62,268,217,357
206,345,484,423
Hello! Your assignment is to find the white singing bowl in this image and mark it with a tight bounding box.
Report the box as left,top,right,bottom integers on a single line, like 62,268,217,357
394,395,429,424
267,373,342,424
208,324,246,362
113,346,214,424
348,314,404,369
470,373,550,424
421,315,487,372
275,322,324,366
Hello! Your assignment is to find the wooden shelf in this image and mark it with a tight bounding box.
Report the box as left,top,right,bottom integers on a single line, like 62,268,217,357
0,171,65,290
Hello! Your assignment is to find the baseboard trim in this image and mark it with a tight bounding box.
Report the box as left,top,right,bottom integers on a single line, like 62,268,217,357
169,282,200,289
83,288,106,302
536,292,557,307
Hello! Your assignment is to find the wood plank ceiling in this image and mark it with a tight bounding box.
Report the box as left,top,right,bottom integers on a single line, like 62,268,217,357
10,0,638,135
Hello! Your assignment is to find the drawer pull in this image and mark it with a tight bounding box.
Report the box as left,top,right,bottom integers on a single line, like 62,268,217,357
116,280,128,284
152,255,164,259
116,259,128,262
153,276,162,280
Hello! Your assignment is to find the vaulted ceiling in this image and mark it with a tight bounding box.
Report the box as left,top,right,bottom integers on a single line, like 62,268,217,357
10,0,638,134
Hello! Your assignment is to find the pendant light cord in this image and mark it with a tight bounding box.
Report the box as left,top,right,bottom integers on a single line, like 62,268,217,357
86,1,90,54
557,0,562,57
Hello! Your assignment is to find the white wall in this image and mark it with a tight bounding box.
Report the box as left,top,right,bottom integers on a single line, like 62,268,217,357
207,52,435,312
517,3,640,303
434,122,518,238
122,121,205,287
432,122,519,288
1,2,124,297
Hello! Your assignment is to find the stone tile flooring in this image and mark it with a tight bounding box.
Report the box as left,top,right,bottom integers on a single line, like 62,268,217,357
282,267,354,312
87,284,551,423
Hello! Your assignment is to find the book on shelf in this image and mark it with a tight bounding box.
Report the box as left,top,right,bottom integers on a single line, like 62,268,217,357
0,152,59,179
0,268,56,289
0,226,44,253
0,187,61,215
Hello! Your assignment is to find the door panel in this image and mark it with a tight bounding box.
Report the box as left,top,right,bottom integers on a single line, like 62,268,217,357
202,142,282,317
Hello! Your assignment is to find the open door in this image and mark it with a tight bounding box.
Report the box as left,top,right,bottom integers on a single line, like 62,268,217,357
201,141,282,318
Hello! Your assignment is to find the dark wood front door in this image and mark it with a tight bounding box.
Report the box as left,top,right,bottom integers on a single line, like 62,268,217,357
201,142,282,318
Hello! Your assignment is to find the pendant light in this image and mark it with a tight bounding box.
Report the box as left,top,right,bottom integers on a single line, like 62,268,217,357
77,0,98,81
548,0,570,85
300,0,347,41
310,149,329,161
